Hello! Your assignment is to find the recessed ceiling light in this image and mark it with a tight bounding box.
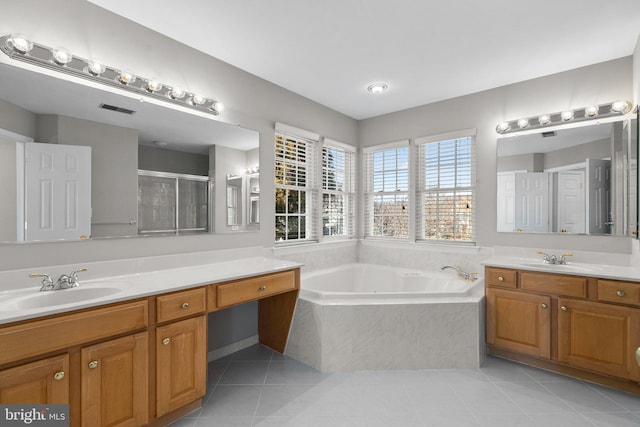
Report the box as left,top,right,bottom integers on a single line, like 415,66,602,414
367,82,389,94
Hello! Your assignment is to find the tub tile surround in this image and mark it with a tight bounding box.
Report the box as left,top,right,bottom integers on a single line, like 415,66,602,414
0,246,302,324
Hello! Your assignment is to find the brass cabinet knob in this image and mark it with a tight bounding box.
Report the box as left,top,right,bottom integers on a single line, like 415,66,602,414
540,303,548,309
616,290,625,297
259,285,267,291
162,338,171,346
88,360,99,369
497,276,504,282
181,302,190,310
560,306,568,312
636,347,640,367
53,371,65,381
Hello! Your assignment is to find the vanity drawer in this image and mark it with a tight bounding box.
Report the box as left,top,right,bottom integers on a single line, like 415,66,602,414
485,267,517,288
216,270,297,308
0,300,148,366
520,272,587,298
597,280,640,307
156,287,207,323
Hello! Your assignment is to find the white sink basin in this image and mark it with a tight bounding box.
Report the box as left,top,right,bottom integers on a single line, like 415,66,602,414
0,284,126,310
519,262,597,273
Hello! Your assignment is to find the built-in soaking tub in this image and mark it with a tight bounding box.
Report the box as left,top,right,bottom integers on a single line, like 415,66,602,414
286,263,485,372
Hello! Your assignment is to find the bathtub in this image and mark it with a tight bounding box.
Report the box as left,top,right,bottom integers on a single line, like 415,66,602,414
299,263,478,302
286,263,485,372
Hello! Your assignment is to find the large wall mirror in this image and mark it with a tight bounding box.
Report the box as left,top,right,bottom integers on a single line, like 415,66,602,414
496,116,638,236
0,61,260,243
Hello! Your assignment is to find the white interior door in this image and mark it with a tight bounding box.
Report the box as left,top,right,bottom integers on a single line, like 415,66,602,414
557,170,586,234
24,142,91,241
496,172,515,232
586,158,611,234
514,172,550,232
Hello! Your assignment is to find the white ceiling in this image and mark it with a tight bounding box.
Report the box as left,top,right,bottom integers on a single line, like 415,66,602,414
89,0,640,120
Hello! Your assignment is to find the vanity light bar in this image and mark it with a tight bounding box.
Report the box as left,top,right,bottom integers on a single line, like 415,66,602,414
495,100,634,135
0,34,225,116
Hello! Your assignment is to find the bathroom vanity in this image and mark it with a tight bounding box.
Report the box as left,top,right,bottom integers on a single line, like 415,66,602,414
0,260,300,426
484,262,640,394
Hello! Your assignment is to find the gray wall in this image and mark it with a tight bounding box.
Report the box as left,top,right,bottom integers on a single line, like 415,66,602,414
634,34,640,105
0,136,17,242
359,57,634,253
0,97,36,138
139,145,209,176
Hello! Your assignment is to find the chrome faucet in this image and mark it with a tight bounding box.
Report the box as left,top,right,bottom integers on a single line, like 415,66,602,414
441,265,477,281
536,251,572,265
30,268,88,291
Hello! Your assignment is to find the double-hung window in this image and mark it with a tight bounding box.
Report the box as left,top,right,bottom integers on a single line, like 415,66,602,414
322,139,355,238
364,141,410,238
274,123,320,242
416,130,476,242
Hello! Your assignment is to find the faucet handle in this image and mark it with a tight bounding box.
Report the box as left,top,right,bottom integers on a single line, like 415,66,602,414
68,268,88,286
30,273,53,291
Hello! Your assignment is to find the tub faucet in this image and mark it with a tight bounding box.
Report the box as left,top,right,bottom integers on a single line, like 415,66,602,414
441,265,477,281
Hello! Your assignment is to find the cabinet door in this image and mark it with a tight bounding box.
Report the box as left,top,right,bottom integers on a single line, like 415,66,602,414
487,288,551,358
558,299,640,381
0,354,69,404
156,315,207,417
81,332,149,427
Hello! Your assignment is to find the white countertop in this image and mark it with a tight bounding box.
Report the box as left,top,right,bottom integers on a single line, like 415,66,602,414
0,256,303,325
483,256,640,282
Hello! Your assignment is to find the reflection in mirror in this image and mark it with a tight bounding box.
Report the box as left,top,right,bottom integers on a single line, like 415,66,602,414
0,60,259,243
496,117,638,236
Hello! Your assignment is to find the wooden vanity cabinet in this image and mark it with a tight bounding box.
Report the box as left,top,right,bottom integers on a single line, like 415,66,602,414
485,266,640,393
81,333,149,427
154,288,207,418
486,288,551,358
0,354,69,404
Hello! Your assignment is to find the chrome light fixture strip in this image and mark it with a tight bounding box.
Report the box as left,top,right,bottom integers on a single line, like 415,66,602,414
495,101,634,135
0,34,224,116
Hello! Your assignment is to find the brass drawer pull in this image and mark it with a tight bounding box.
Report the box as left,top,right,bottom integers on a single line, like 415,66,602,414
560,306,568,312
181,302,190,310
636,347,640,367
259,285,267,291
88,360,98,369
497,276,504,282
53,371,65,381
540,303,548,309
616,290,625,297
162,338,171,346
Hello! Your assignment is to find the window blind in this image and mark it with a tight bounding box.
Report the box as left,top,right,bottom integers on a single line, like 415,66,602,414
275,132,318,242
363,141,410,238
416,133,476,242
322,138,356,238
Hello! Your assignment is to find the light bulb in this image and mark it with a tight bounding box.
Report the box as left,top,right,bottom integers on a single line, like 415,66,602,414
517,118,530,129
611,100,631,114
211,101,224,114
585,105,599,117
51,47,72,65
170,86,185,99
538,114,551,126
86,59,106,76
118,70,136,85
6,34,33,54
561,111,574,121
145,80,163,92
191,94,206,105
367,82,389,94
496,122,510,133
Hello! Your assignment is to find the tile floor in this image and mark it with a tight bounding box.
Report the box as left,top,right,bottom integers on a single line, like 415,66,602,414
171,344,640,427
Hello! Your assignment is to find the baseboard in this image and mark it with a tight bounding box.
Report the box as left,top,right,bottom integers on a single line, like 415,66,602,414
207,334,259,362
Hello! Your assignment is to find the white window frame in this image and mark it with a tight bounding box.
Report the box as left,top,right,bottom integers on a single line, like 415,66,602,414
363,140,411,239
321,138,356,239
274,123,320,244
415,128,476,244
